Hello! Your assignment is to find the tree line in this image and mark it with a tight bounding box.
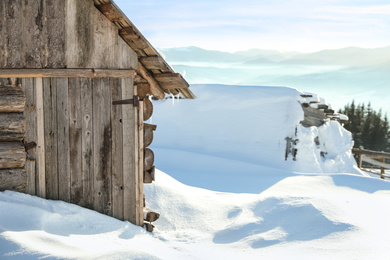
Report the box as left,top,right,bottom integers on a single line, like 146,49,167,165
338,101,390,152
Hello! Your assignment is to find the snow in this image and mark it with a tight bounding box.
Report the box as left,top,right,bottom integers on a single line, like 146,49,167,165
1,84,390,259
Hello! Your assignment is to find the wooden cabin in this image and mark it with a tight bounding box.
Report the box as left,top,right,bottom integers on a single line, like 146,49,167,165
0,0,194,230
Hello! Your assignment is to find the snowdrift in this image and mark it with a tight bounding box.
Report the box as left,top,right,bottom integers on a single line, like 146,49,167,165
2,169,390,259
150,84,360,192
1,84,389,259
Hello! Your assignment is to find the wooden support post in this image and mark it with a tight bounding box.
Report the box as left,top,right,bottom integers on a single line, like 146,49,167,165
136,85,144,226
381,158,385,179
136,62,165,100
358,154,362,169
36,77,46,198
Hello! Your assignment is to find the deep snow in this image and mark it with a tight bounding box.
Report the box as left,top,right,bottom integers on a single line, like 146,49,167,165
1,84,389,259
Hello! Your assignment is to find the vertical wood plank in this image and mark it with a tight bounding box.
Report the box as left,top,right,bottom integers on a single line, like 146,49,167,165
35,77,46,198
122,77,137,223
92,78,112,215
0,1,6,67
3,0,23,68
111,78,124,220
22,0,47,68
136,85,144,226
80,78,94,209
56,78,70,202
43,77,58,200
46,0,66,68
22,78,36,195
69,77,82,204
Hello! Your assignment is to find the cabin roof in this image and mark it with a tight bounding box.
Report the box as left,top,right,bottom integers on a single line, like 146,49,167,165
93,0,195,99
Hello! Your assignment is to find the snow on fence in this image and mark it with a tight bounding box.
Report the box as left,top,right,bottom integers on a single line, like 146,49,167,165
353,148,390,179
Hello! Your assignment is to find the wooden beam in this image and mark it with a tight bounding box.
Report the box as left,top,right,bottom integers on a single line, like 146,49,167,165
154,73,190,90
96,3,123,22
0,142,26,169
136,62,165,100
139,56,171,71
0,168,27,192
362,156,390,169
0,113,26,142
352,148,390,160
136,83,150,98
119,27,140,38
0,69,136,79
0,86,26,113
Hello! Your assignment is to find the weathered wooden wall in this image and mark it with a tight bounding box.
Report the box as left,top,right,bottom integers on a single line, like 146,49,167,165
18,76,143,224
0,0,146,225
0,79,26,192
0,0,137,69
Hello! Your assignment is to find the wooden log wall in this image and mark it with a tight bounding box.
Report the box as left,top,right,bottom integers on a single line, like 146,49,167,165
0,78,27,192
300,93,348,127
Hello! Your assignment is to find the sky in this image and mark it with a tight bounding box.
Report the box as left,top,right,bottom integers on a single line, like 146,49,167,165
115,0,390,52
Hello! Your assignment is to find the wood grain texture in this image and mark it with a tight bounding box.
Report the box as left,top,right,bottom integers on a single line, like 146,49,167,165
0,142,26,169
144,148,154,172
144,123,154,148
43,78,58,200
111,78,124,220
122,77,137,223
0,84,25,112
0,168,27,192
143,97,153,121
65,0,136,70
0,113,25,141
69,78,83,205
22,78,36,195
35,77,46,198
92,78,112,215
80,78,94,209
136,62,165,100
136,85,144,226
0,69,136,78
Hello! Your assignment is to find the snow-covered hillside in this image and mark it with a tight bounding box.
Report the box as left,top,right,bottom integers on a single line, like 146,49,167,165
1,84,390,260
150,84,360,192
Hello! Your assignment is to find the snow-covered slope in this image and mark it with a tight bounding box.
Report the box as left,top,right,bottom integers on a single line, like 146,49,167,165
2,170,390,259
150,84,360,192
1,84,389,259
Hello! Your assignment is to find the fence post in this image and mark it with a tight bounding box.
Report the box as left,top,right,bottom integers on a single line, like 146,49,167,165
381,158,385,179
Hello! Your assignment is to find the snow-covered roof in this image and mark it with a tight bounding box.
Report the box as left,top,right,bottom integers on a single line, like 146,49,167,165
94,0,195,99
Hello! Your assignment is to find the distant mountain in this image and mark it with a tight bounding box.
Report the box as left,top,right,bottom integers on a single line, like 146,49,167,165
160,46,300,63
160,46,390,66
160,45,390,116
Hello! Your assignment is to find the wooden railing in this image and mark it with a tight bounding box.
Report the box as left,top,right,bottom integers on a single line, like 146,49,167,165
352,148,390,179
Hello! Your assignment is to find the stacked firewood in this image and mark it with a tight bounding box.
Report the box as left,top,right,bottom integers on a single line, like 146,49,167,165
0,78,27,192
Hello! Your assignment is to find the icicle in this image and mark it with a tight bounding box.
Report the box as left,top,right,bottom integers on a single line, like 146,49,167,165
148,95,153,124
171,93,175,106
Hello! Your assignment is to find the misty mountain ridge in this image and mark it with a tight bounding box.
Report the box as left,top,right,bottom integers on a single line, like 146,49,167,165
161,45,390,66
159,45,390,116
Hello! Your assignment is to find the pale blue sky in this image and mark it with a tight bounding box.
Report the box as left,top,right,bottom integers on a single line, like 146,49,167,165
115,0,390,52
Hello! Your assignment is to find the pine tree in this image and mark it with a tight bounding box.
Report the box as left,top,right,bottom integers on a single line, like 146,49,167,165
340,101,390,152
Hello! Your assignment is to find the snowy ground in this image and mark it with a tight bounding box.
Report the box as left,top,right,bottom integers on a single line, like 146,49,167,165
1,84,390,259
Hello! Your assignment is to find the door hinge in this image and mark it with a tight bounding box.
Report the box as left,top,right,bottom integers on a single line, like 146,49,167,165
112,95,143,107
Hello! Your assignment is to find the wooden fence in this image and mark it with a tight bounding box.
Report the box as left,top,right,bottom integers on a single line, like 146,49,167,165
352,148,390,179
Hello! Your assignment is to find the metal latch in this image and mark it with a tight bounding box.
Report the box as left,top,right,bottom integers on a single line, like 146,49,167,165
112,95,143,107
